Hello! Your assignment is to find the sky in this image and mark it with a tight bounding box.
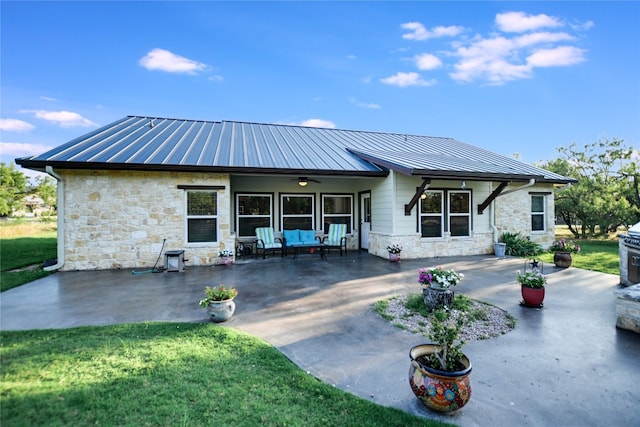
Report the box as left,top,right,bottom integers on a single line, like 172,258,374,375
1,1,639,180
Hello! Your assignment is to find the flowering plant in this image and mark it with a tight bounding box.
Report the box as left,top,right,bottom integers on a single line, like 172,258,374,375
418,266,464,289
199,284,238,306
516,270,547,289
549,238,581,254
218,249,234,257
386,244,402,254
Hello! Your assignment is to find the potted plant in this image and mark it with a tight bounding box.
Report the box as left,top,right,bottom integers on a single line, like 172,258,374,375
199,284,238,322
549,238,581,268
418,266,464,311
386,244,402,262
409,308,472,412
517,269,547,307
219,249,234,265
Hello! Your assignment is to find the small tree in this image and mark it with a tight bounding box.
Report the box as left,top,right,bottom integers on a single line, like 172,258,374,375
0,163,28,217
33,175,57,211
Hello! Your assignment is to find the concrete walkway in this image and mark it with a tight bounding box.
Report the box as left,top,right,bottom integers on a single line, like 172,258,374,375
2,252,639,426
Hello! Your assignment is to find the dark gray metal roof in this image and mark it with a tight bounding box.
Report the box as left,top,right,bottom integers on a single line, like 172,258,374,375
16,115,574,183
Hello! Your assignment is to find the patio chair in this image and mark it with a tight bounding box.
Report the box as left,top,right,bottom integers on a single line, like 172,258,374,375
255,227,284,259
322,223,347,256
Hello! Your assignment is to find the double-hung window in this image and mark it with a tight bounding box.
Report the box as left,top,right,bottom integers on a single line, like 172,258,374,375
449,191,471,237
420,190,444,238
531,194,546,231
281,194,314,230
186,191,218,243
236,194,273,237
322,194,353,234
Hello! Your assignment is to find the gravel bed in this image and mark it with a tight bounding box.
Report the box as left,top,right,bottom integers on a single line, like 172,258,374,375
381,295,515,342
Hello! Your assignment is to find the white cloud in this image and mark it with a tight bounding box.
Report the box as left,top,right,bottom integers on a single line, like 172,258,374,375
415,53,443,70
571,20,595,31
347,97,381,109
0,118,35,133
20,110,98,128
139,48,209,74
40,96,57,102
0,142,54,156
496,11,563,33
448,31,587,84
527,46,587,67
392,11,590,86
380,72,435,87
401,22,465,40
514,32,575,48
298,119,336,128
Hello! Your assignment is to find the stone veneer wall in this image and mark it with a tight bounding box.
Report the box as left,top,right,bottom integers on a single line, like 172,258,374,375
368,230,494,259
60,169,233,271
494,187,556,249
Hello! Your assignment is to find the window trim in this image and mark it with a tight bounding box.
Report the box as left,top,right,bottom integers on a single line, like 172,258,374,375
235,192,274,238
419,189,444,239
185,189,218,245
448,190,471,238
321,193,354,234
530,194,547,232
280,193,316,231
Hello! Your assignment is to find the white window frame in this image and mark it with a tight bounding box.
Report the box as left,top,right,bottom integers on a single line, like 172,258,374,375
420,190,444,238
321,194,354,234
185,190,218,245
235,193,273,237
280,193,315,230
448,190,471,238
531,194,547,232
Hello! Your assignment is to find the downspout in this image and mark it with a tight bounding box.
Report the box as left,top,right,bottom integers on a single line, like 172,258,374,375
44,166,64,271
492,178,536,243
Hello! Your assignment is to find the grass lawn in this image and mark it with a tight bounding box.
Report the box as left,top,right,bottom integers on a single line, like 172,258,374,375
0,219,57,292
537,226,620,275
0,323,449,427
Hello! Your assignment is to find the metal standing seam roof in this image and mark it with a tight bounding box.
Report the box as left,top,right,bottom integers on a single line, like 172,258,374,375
16,115,575,183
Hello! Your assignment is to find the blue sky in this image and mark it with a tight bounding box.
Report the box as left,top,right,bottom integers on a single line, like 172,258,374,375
1,1,638,179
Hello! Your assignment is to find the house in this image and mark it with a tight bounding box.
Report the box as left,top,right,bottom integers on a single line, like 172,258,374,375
16,115,574,271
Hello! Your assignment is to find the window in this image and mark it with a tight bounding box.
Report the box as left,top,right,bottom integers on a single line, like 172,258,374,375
186,191,217,243
531,195,546,231
236,194,273,237
322,194,353,234
449,191,471,237
281,194,314,230
420,191,443,238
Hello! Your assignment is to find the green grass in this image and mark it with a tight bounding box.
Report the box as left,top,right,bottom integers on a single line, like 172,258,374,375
0,224,57,292
537,240,619,275
1,323,450,427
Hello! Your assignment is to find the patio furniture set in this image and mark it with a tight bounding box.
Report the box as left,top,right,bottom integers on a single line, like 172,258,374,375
254,224,347,260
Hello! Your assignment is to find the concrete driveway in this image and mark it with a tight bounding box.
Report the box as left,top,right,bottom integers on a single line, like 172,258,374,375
2,252,639,426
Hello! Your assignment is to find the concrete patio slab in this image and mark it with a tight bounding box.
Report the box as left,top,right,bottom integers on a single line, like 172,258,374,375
1,253,639,426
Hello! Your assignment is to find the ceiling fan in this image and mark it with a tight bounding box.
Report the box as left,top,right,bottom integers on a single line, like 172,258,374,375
294,177,321,187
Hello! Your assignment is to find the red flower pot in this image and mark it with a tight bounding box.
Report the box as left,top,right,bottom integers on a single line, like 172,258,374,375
521,285,545,307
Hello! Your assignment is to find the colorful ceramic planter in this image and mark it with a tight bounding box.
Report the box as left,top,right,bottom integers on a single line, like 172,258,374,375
409,344,472,412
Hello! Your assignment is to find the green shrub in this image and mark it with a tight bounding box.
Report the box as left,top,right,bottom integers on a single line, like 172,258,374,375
500,232,543,257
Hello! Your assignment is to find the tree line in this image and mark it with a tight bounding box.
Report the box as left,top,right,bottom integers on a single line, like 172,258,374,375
0,163,56,217
537,138,638,238
1,138,638,236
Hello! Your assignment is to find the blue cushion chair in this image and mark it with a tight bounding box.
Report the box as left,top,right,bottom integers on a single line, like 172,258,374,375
322,224,347,256
255,227,284,259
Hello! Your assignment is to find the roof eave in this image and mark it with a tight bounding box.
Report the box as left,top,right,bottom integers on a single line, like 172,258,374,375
15,159,389,178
